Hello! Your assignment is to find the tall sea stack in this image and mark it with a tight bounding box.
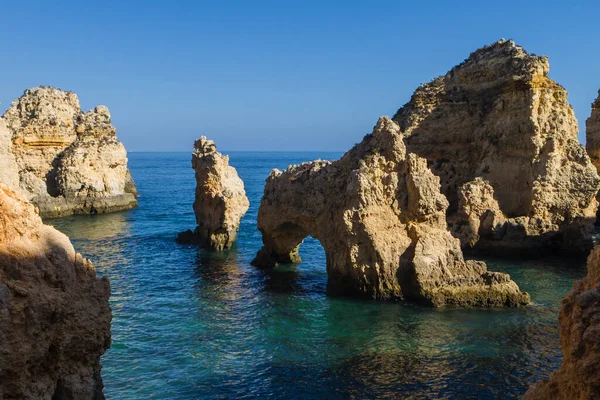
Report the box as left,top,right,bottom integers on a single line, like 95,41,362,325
178,137,249,251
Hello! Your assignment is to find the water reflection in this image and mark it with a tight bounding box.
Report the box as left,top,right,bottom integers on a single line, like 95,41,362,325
46,211,132,241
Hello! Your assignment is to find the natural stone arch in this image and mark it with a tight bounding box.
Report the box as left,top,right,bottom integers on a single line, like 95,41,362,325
252,117,529,307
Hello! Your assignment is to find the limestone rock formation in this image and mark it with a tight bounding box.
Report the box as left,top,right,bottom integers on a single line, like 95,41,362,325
586,91,600,217
0,183,111,399
177,137,249,251
0,118,19,191
524,245,600,399
2,87,138,217
252,117,530,307
393,39,599,255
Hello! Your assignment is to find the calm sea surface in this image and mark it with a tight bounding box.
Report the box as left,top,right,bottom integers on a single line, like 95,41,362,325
47,152,587,399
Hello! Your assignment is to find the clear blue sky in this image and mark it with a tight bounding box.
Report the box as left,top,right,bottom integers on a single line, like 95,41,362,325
1,1,599,151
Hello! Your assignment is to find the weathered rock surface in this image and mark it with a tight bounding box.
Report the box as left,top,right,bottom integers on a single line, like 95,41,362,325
0,118,19,191
0,183,111,399
177,137,249,251
393,39,599,255
586,91,600,218
524,245,600,399
252,117,529,307
2,87,138,217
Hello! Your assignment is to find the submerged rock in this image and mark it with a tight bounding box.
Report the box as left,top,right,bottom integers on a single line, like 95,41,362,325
177,137,249,251
586,91,600,217
252,117,529,307
524,245,600,399
2,87,138,218
393,39,599,255
0,183,111,399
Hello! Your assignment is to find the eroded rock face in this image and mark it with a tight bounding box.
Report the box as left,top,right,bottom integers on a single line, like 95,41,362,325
0,183,111,399
0,118,19,191
586,91,600,217
252,117,529,307
393,40,599,255
178,137,249,251
2,87,138,217
524,245,600,399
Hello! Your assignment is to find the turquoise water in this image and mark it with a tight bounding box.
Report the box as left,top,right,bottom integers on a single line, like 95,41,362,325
48,152,587,399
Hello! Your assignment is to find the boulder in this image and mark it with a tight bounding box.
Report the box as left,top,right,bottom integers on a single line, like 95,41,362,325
524,245,600,399
0,183,111,399
252,117,529,307
2,87,138,217
177,137,249,251
393,40,599,255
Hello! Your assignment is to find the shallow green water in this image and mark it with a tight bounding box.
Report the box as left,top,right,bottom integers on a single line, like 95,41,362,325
47,152,587,399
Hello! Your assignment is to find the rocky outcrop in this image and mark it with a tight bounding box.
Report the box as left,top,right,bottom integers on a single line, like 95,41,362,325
177,137,249,250
0,118,19,191
524,245,600,399
586,91,600,218
393,39,599,255
0,183,111,399
252,117,529,307
2,87,138,218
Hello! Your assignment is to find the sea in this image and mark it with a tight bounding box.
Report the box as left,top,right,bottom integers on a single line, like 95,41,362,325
47,152,587,399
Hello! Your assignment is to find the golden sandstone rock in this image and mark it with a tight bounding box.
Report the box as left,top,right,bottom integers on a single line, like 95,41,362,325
178,137,249,251
252,117,529,306
2,87,138,217
394,40,599,255
0,183,111,399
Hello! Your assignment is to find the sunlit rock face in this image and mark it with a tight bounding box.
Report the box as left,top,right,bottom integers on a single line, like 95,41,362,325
393,39,599,255
524,245,600,399
0,183,111,399
0,118,19,191
252,117,529,307
2,87,138,217
178,137,249,251
586,91,600,218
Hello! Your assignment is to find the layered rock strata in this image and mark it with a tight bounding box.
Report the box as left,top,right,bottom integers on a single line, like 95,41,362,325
524,245,600,399
586,91,600,218
177,137,249,250
393,39,599,255
252,117,529,307
2,87,138,218
0,183,111,399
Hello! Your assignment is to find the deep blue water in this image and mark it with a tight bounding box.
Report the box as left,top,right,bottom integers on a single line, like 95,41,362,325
47,152,587,399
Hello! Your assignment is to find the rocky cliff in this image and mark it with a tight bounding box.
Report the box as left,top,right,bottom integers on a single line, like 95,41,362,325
2,87,138,218
177,137,249,250
0,183,111,399
524,245,600,399
586,91,600,218
252,117,529,307
393,39,599,255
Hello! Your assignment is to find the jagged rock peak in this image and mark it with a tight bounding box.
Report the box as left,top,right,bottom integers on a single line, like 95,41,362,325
0,183,111,398
391,40,599,255
194,136,217,155
252,117,530,307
